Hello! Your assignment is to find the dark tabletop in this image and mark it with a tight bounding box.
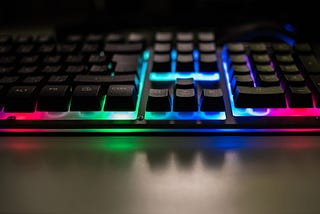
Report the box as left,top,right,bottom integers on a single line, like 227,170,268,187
0,135,320,214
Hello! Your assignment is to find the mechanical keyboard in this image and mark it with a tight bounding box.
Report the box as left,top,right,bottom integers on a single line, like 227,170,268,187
1,30,320,134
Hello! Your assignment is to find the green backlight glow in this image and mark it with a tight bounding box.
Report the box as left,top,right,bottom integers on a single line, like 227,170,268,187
145,111,226,120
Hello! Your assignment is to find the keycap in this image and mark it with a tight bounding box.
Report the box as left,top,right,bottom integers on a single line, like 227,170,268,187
36,35,54,43
176,78,195,89
176,32,194,42
37,44,55,54
229,54,247,64
73,74,138,87
15,35,33,43
252,54,271,64
299,55,320,74
85,34,104,43
199,54,218,71
0,45,12,54
272,43,291,53
37,85,71,111
257,74,280,86
112,54,140,64
234,86,286,108
231,75,254,91
81,44,100,53
105,85,137,111
176,54,194,71
152,54,171,72
48,75,69,84
176,43,194,53
227,43,246,54
0,76,19,84
155,32,173,43
0,56,15,65
173,88,198,111
0,66,15,74
282,74,305,87
104,43,143,54
200,89,225,111
249,43,267,53
198,32,215,42
4,86,37,112
198,43,216,53
105,33,125,43
88,54,107,64
65,34,83,43
65,55,83,64
286,86,313,107
128,33,145,43
20,55,39,64
23,76,44,84
65,65,85,74
0,35,12,43
146,88,171,111
43,55,61,64
89,65,109,73
114,63,137,75
154,43,171,53
309,75,320,107
231,64,250,75
255,65,275,74
275,54,295,64
294,43,312,53
17,66,38,74
0,85,5,108
16,44,34,54
70,85,103,111
41,65,62,73
56,44,77,53
278,64,299,74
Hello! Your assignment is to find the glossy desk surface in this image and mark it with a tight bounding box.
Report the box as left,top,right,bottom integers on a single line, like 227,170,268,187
0,136,320,214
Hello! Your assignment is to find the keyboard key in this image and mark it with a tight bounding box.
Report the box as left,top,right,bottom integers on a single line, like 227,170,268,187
255,65,275,74
114,63,137,75
37,44,55,54
200,88,225,111
199,54,218,71
272,43,291,53
252,54,271,64
22,76,44,84
16,44,34,54
154,43,171,53
309,75,320,107
275,54,295,64
0,66,15,74
257,74,280,87
41,65,62,74
17,66,38,74
65,55,84,64
0,56,16,65
229,54,247,64
74,74,138,87
65,65,85,74
294,43,312,53
176,54,194,71
4,86,37,112
105,85,137,111
105,33,125,43
48,75,69,84
43,55,61,64
249,43,267,53
152,54,171,72
65,34,83,43
37,85,71,111
176,32,194,42
20,55,39,64
231,64,250,75
104,43,143,54
198,32,215,42
89,65,108,73
146,88,171,111
198,43,216,53
0,85,5,108
56,44,77,53
286,86,313,107
81,44,100,53
155,32,173,43
88,54,108,64
231,75,254,90
175,78,195,89
0,76,19,84
176,43,194,54
173,88,198,111
227,43,246,54
128,33,146,43
234,86,286,108
299,55,320,74
85,34,104,43
282,74,305,87
278,64,299,74
70,85,103,111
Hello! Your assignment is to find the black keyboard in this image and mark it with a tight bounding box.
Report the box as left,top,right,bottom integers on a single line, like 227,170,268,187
1,30,320,134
